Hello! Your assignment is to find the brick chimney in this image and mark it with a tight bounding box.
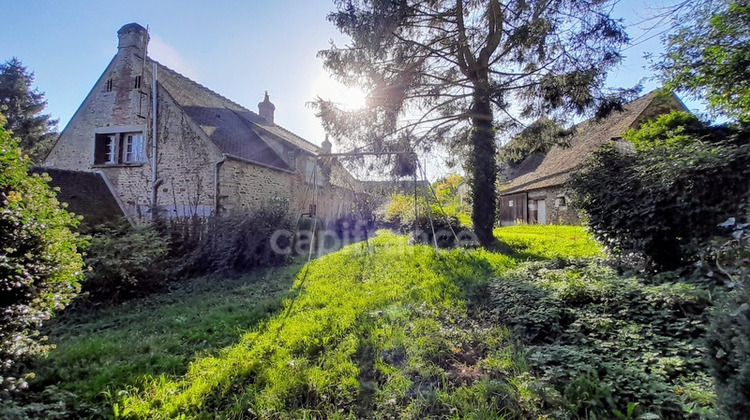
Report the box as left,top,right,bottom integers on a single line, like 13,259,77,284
117,23,149,54
258,91,275,124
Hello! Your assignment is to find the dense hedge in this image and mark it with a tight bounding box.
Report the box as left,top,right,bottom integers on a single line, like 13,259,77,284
701,218,750,418
0,117,83,391
569,111,750,270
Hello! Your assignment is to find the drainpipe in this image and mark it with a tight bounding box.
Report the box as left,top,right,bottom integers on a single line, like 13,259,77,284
214,154,228,215
150,61,160,218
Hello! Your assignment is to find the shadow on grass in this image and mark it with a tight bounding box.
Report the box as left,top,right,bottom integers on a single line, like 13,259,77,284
29,263,305,403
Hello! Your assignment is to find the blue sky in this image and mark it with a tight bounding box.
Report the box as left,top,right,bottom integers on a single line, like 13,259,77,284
0,0,691,153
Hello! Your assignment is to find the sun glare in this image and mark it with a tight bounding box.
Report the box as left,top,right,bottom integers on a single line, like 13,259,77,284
317,76,368,111
337,86,367,110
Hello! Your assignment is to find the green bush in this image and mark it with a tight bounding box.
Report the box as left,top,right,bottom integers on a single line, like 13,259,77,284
82,222,169,303
382,174,472,232
0,116,83,391
702,218,750,417
384,194,473,248
569,111,750,269
707,287,750,418
489,259,715,418
169,200,292,275
411,214,469,248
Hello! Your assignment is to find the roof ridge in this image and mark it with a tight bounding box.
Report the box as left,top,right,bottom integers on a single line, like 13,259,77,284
256,123,321,151
500,91,674,194
148,57,323,152
148,58,254,114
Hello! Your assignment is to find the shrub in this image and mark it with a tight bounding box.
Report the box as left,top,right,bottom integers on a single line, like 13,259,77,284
82,222,169,303
168,200,292,275
382,174,471,233
0,117,83,391
707,288,750,418
569,112,750,269
489,259,715,417
702,217,750,417
411,214,469,248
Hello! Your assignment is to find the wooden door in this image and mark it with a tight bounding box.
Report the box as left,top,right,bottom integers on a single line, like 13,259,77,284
500,193,527,226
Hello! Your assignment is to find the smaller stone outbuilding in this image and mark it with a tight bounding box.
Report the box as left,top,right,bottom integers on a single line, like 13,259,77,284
499,91,688,226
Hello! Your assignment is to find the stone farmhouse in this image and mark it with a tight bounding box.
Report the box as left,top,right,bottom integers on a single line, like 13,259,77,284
42,23,358,225
499,91,688,226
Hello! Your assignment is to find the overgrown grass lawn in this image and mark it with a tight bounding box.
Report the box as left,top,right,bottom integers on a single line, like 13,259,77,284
118,232,523,418
494,225,603,260
27,265,302,416
18,225,716,419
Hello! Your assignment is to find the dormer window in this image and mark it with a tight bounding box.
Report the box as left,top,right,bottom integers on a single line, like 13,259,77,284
94,128,146,165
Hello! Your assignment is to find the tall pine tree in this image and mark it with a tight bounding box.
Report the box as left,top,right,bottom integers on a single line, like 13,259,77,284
314,0,631,246
0,57,58,163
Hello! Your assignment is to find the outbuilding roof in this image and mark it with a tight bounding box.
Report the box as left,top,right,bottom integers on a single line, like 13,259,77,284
501,91,687,195
29,167,126,229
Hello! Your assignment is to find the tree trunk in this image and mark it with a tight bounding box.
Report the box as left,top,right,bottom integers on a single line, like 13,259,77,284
469,91,497,247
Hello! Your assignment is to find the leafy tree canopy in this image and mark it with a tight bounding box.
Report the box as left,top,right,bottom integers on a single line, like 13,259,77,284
0,57,58,162
656,0,750,122
315,0,631,246
623,109,733,151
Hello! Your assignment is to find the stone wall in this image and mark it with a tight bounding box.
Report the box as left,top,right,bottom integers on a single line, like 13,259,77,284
219,157,358,226
527,187,581,225
44,23,360,226
219,158,293,214
44,47,221,221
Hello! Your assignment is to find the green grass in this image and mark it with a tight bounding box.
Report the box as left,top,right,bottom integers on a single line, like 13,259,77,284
16,225,715,419
494,224,603,260
31,264,302,405
118,232,525,418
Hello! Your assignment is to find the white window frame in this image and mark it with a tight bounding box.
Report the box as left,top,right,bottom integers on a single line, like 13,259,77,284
93,125,147,166
123,133,145,163
105,134,118,164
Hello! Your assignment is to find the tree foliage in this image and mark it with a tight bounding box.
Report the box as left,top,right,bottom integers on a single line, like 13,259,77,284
569,111,750,270
656,0,750,122
0,58,58,162
0,116,83,391
703,219,750,418
315,0,631,246
498,117,571,165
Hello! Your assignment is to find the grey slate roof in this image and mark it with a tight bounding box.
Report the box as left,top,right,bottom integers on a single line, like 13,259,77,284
501,91,686,195
148,59,321,171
